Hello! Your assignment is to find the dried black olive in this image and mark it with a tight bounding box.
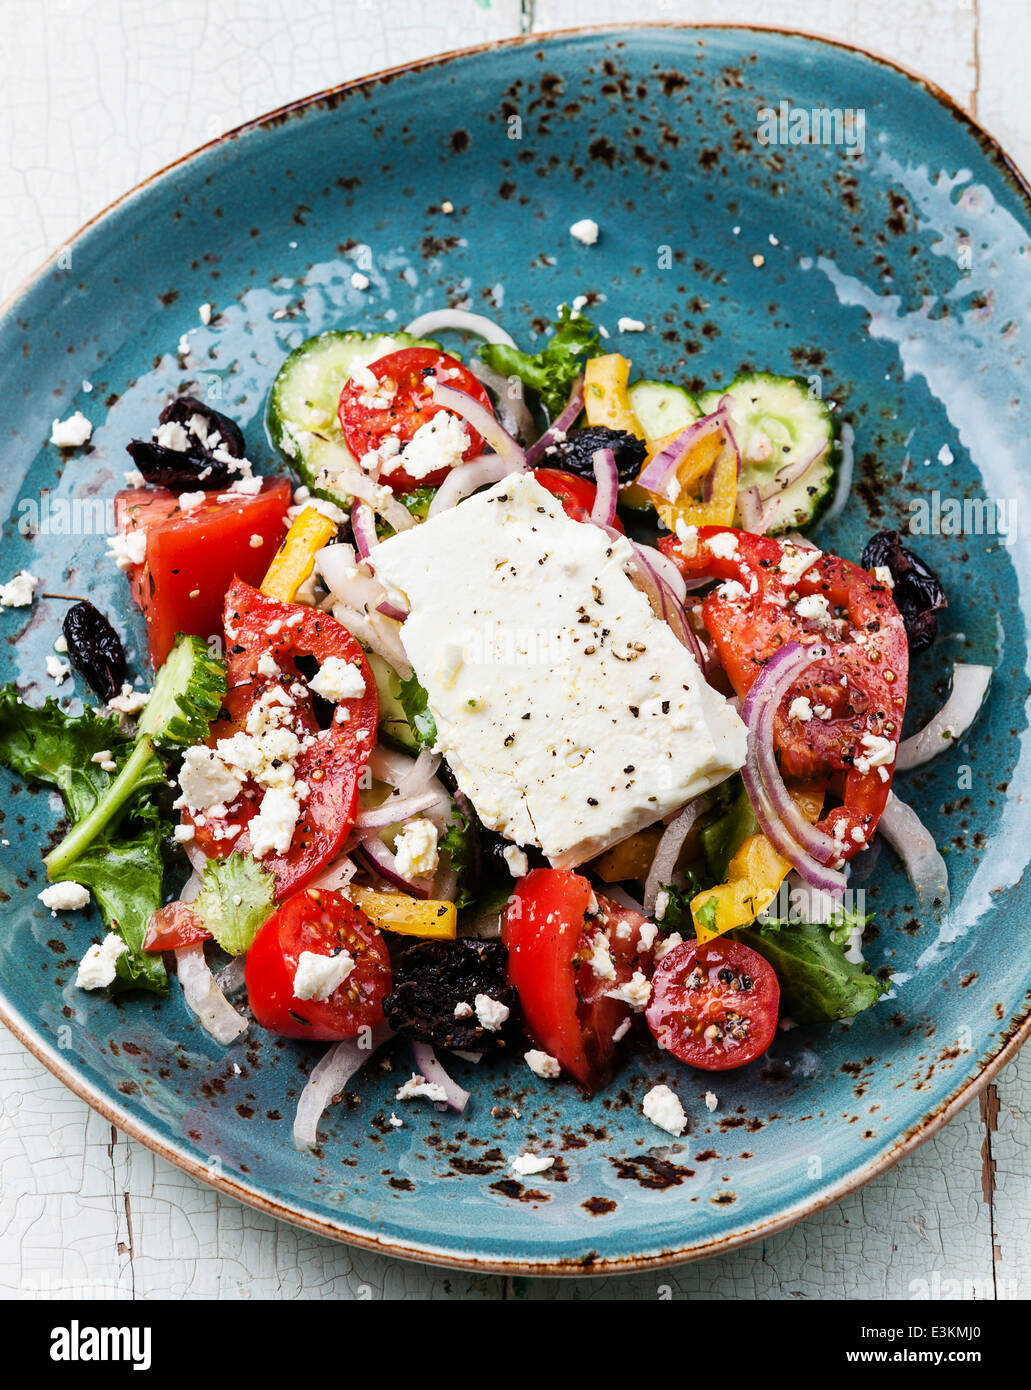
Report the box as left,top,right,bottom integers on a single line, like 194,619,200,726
383,939,521,1053
861,529,948,654
62,601,127,701
535,425,647,483
125,395,247,490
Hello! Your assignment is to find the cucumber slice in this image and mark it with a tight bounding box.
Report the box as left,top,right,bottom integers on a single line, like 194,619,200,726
698,372,836,533
366,651,420,753
266,330,439,502
628,380,700,441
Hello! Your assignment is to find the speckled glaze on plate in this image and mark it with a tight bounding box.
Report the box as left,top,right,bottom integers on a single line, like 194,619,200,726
1,25,1030,1274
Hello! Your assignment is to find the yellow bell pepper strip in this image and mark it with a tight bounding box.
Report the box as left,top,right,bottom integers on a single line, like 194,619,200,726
260,507,337,602
348,885,457,940
583,354,653,508
691,782,825,943
593,825,665,883
643,421,738,533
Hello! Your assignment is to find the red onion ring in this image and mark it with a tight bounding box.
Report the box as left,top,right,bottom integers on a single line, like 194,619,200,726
357,837,430,898
877,791,950,909
638,401,732,496
431,382,526,471
412,1041,470,1113
351,501,378,558
294,1023,393,1149
643,797,712,915
590,448,618,527
425,454,515,518
524,374,585,466
353,788,444,830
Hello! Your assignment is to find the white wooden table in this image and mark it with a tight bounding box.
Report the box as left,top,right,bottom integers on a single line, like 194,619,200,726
2,0,1028,1300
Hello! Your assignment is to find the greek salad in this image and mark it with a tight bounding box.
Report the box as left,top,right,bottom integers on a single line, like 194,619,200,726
1,303,992,1150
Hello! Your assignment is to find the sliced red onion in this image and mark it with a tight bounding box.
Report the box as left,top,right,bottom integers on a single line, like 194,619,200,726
368,746,442,798
214,954,247,997
405,308,517,347
524,375,585,466
637,403,731,496
432,382,525,471
375,598,408,621
336,466,415,533
412,1041,470,1113
896,663,992,771
590,448,618,526
307,854,358,892
350,501,378,558
355,834,430,897
425,453,515,518
468,358,537,444
294,1023,394,1150
736,484,765,532
330,602,412,679
354,788,444,830
175,944,248,1045
635,540,688,603
604,884,647,916
757,441,828,503
622,539,704,667
740,642,848,893
643,797,711,915
878,791,950,910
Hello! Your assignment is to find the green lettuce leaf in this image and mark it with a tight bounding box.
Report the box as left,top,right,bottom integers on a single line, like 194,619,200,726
478,306,601,416
397,674,437,750
192,853,276,956
738,919,889,1023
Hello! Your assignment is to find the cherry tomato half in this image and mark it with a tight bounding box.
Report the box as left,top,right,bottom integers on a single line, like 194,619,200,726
645,937,779,1071
245,887,391,1040
337,347,493,493
533,467,626,532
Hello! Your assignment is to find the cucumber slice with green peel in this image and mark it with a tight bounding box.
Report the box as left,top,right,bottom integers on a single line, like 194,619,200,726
137,634,227,752
266,330,440,501
628,380,700,441
366,651,420,753
698,372,837,533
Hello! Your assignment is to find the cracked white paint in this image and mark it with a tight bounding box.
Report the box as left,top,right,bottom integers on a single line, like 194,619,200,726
1,0,1028,1300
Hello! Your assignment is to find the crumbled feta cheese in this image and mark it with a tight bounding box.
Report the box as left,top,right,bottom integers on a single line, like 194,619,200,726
0,570,38,608
75,932,126,989
292,948,355,1001
872,565,894,589
199,302,212,324
155,421,190,451
569,218,599,245
256,654,279,678
708,531,739,560
524,1049,561,1079
393,818,439,879
502,844,529,878
176,746,242,814
587,930,617,981
173,824,195,843
108,683,150,716
474,993,510,1032
387,411,469,481
704,1091,719,1112
788,696,814,722
453,1001,474,1019
107,531,147,570
90,749,117,772
752,253,765,268
617,316,646,332
53,634,68,653
50,412,93,447
45,655,70,685
612,1017,631,1043
605,969,651,1010
389,1113,403,1127
794,593,831,624
675,521,698,555
718,579,749,604
777,545,821,586
178,491,206,514
39,881,91,912
249,785,301,857
938,444,954,467
350,271,370,290
653,931,683,963
249,533,264,549
642,1084,687,1137
308,656,366,702
395,1074,449,1104
854,732,896,774
511,1152,554,1176
637,920,658,953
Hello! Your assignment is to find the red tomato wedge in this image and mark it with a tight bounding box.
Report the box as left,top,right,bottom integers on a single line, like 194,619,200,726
245,888,391,1040
114,478,291,666
337,346,493,493
532,468,626,533
183,580,378,900
660,525,908,853
646,938,779,1071
503,869,654,1092
143,901,210,953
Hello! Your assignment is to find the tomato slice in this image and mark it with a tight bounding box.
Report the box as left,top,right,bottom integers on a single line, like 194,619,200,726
660,526,908,853
143,901,210,953
645,938,779,1071
532,467,626,533
503,869,653,1092
114,478,291,666
245,888,391,1040
337,347,493,493
184,580,378,900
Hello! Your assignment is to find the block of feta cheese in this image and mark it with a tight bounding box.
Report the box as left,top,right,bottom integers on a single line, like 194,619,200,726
371,472,746,867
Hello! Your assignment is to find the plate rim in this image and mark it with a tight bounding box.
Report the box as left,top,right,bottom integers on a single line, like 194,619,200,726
2,21,1029,1277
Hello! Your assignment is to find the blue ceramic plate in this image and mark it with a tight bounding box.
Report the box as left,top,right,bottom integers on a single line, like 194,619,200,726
1,26,1029,1274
